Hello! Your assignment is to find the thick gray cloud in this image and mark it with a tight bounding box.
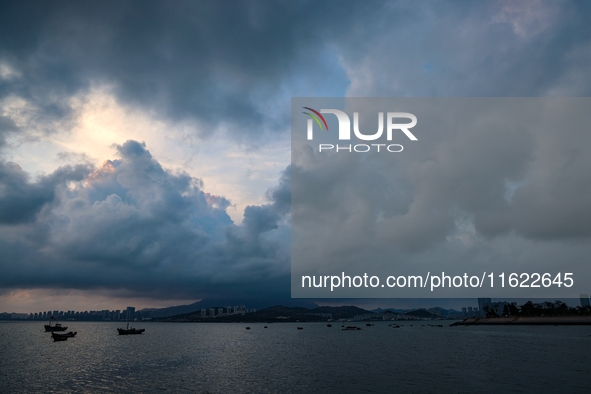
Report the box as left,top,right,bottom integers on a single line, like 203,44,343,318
1,1,589,142
335,1,591,97
0,0,353,143
0,160,90,224
0,141,290,299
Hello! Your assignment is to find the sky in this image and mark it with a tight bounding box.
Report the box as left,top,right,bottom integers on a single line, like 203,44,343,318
1,0,590,313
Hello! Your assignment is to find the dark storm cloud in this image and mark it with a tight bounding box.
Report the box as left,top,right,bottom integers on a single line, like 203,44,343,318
241,166,291,237
0,0,354,142
0,160,91,224
0,141,290,299
2,1,589,142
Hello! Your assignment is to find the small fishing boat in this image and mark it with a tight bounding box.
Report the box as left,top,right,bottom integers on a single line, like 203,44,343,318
117,323,145,335
59,331,77,338
341,326,361,331
44,317,67,332
51,333,68,341
51,331,77,341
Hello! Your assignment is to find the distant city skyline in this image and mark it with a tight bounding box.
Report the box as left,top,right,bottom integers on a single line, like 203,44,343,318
1,304,257,321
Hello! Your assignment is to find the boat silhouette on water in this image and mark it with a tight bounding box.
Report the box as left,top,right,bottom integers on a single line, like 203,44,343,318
117,323,145,335
51,331,77,341
44,317,67,332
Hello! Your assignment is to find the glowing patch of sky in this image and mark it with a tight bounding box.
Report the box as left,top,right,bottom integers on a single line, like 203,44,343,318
2,86,292,223
0,288,198,314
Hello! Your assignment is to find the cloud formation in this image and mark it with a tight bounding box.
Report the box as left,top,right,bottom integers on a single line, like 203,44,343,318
0,0,353,144
0,1,590,307
0,141,290,300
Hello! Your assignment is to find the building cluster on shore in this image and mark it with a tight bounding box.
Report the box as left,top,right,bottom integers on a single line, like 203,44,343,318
199,305,256,318
0,304,256,321
2,306,142,321
457,298,513,318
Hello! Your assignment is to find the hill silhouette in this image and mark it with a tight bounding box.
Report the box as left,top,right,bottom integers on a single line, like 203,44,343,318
157,305,373,322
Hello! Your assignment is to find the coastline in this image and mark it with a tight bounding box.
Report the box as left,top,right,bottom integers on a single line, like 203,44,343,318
452,316,591,326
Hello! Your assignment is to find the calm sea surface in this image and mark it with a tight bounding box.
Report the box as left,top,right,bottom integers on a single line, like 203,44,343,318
1,321,590,393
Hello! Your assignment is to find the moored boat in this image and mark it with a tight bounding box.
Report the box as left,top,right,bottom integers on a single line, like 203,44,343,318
44,317,67,332
51,333,68,341
117,323,145,335
57,331,77,338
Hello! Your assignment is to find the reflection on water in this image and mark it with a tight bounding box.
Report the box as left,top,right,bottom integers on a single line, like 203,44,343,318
1,321,590,393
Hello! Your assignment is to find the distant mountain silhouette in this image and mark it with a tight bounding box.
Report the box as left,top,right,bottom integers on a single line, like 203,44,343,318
371,307,404,314
158,304,374,323
141,298,319,318
404,309,437,318
311,305,373,320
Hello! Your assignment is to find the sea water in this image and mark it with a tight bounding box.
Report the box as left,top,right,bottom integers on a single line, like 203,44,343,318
1,321,590,393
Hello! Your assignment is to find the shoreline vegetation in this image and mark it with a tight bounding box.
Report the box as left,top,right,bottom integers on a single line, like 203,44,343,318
452,316,591,326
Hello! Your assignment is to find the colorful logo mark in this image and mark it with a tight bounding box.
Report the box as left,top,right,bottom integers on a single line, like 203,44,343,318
302,107,329,131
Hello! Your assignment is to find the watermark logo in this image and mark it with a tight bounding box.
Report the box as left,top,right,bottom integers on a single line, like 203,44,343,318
302,107,329,132
303,107,417,153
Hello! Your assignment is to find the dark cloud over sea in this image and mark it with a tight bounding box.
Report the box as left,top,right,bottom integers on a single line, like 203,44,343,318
0,140,290,299
2,1,588,145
